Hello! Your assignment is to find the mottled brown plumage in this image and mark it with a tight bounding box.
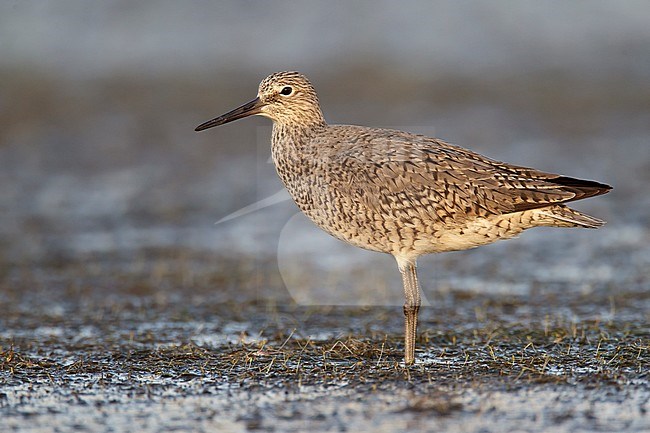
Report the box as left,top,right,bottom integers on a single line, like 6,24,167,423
196,71,612,365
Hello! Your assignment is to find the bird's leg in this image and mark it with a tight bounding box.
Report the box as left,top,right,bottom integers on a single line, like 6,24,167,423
398,258,421,365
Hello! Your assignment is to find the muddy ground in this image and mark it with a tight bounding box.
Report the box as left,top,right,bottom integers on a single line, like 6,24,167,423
1,242,648,432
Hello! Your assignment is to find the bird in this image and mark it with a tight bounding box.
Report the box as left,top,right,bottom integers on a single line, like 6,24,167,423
195,71,612,365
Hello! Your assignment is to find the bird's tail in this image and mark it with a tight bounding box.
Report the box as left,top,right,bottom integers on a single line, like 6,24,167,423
535,205,606,229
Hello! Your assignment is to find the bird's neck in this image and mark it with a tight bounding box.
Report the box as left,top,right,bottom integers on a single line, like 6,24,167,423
271,121,325,155
270,121,327,185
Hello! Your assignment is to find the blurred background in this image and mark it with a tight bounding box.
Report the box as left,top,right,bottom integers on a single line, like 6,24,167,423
1,1,648,306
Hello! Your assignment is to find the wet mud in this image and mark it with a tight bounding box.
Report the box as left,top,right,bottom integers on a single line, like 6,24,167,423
1,249,648,432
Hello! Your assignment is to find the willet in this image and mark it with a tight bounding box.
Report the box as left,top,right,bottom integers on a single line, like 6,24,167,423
195,71,611,365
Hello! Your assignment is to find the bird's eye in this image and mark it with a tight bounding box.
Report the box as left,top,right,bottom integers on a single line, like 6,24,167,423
280,86,293,96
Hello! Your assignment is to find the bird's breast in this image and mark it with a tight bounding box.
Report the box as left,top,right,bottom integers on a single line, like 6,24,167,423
270,143,404,254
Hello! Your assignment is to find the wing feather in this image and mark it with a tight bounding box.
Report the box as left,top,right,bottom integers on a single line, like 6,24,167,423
316,127,610,223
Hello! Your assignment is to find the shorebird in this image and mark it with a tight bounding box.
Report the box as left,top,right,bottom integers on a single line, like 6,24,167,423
195,71,611,365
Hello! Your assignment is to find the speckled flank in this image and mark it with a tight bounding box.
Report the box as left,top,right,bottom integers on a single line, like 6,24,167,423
196,71,612,365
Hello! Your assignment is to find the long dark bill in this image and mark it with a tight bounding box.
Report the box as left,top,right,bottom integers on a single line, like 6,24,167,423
195,97,265,132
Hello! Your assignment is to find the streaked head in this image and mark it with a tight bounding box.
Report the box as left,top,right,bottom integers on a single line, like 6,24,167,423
195,71,326,132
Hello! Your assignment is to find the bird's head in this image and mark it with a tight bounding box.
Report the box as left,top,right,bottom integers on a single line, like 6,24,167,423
195,71,326,132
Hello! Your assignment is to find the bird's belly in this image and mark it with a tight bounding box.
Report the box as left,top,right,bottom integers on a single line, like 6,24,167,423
297,198,530,258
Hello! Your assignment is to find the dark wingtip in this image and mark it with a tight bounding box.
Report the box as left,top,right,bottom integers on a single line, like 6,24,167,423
552,176,613,200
